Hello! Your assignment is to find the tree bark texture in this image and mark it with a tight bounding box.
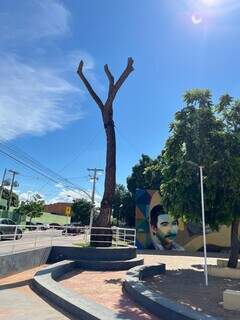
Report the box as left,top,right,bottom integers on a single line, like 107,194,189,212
228,219,240,268
77,58,134,246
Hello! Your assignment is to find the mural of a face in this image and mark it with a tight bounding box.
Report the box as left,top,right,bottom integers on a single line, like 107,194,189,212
150,205,179,249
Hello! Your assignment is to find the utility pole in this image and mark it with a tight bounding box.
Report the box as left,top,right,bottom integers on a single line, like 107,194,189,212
199,165,208,286
88,168,104,229
7,170,19,212
0,169,7,200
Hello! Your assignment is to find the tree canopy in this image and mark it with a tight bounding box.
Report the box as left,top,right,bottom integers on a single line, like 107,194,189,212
15,198,44,223
71,199,91,225
112,184,135,227
160,89,225,228
160,89,240,267
127,154,162,195
1,188,19,207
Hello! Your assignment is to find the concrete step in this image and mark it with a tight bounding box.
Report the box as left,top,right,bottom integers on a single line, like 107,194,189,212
75,257,144,271
49,246,137,263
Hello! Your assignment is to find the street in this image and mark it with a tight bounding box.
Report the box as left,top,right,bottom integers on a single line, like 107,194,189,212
0,229,86,255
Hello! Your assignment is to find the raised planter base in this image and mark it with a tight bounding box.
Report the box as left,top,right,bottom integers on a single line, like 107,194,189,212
32,260,137,320
75,257,143,271
0,246,138,278
48,246,137,263
124,264,221,320
208,265,240,279
217,259,240,269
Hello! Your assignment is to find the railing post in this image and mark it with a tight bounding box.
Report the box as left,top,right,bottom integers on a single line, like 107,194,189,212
116,228,119,247
12,225,18,254
34,226,38,248
50,227,53,247
85,226,88,244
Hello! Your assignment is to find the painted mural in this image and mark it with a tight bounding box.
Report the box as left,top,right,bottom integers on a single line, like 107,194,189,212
135,189,234,252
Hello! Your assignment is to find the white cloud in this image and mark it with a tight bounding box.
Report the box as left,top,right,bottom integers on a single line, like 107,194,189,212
0,0,70,41
0,1,98,141
67,51,95,71
18,190,44,202
0,54,82,140
46,184,102,205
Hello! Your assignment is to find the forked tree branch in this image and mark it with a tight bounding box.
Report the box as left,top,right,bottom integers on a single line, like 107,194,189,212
104,64,114,91
77,60,104,111
77,58,134,111
106,57,134,106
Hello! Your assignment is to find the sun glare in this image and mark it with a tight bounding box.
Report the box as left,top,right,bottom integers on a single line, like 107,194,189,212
201,0,217,6
191,14,203,24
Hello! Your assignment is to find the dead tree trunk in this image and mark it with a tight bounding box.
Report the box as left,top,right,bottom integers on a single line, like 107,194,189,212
77,58,134,246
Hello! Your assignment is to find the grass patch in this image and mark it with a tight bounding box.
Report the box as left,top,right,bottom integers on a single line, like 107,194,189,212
27,212,70,225
72,241,90,248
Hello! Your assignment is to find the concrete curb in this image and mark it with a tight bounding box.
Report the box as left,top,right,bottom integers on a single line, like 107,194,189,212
124,264,222,320
208,265,240,279
75,257,144,271
31,260,129,320
0,246,138,278
49,246,137,263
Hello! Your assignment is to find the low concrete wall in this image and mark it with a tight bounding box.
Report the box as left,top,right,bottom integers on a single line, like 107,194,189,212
208,265,240,279
0,246,138,278
32,260,129,320
48,246,137,263
124,264,221,320
223,289,240,311
0,247,51,278
217,259,240,269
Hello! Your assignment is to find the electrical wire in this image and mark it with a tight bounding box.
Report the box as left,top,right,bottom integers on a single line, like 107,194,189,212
0,141,91,198
0,130,100,195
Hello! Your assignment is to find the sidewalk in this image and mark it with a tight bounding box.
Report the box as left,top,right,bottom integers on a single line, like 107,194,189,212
0,267,73,320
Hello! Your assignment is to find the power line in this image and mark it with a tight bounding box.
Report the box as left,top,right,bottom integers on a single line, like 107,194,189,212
34,131,100,193
0,142,91,199
115,125,142,156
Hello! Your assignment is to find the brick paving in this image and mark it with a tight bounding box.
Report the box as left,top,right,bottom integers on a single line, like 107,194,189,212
0,254,219,320
59,254,219,320
59,268,158,320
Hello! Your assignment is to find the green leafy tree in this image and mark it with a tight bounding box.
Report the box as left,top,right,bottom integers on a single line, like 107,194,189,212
127,154,162,195
1,188,19,207
161,89,240,268
71,199,91,225
15,198,44,224
215,94,240,267
112,184,135,227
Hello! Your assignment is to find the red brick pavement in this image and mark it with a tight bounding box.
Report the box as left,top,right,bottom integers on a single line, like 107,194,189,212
59,268,159,320
0,254,219,320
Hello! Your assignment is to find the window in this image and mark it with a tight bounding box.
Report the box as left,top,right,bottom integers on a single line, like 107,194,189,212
7,219,15,225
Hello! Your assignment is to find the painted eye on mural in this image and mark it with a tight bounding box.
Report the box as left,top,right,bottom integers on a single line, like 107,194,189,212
172,220,178,226
160,222,169,227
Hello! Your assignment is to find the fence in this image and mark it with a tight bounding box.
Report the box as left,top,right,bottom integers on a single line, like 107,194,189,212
0,224,136,256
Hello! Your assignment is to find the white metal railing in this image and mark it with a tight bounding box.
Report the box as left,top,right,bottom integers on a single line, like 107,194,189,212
0,224,136,256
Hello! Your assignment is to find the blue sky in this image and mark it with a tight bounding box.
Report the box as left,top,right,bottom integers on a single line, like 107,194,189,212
1,0,240,203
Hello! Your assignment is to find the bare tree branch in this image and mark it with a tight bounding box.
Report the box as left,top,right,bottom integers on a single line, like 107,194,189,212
104,64,114,92
77,60,104,111
106,57,134,106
